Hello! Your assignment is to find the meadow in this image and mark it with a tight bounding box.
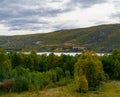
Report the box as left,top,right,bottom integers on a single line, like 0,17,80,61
1,81,120,97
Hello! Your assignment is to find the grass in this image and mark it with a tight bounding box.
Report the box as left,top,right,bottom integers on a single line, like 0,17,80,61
1,81,120,97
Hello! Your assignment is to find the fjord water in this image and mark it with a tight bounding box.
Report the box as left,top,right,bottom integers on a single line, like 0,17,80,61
25,52,106,56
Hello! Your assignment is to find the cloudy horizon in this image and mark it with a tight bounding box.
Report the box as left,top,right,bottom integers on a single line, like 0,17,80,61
0,0,120,36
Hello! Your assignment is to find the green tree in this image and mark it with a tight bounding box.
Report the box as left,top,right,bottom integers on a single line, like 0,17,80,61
35,54,47,72
74,51,106,91
0,49,12,81
10,52,21,68
47,53,58,70
24,50,39,71
101,49,120,80
55,67,64,81
13,66,31,92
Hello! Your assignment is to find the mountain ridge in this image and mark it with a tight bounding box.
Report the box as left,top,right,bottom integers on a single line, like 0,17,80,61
0,24,120,52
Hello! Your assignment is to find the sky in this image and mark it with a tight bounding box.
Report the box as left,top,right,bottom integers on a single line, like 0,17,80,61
0,0,120,36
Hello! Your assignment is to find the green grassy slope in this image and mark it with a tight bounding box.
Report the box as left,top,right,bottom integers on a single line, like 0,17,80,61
0,24,120,52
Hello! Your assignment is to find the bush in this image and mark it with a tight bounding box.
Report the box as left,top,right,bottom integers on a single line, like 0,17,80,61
75,75,88,93
46,70,57,83
65,70,71,79
56,78,71,86
0,60,12,81
55,67,64,81
13,66,31,92
29,71,40,91
14,76,30,92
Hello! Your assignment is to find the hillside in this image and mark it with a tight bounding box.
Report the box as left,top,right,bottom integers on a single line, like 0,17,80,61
0,24,120,52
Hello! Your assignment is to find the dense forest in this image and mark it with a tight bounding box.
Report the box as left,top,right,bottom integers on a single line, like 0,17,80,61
0,49,120,93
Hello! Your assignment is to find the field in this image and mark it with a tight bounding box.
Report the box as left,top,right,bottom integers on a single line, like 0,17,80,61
1,81,120,97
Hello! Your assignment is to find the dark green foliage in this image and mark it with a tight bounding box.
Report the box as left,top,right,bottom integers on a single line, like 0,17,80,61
0,66,9,81
46,53,57,70
2,48,120,93
56,78,71,86
46,69,57,83
0,49,7,64
101,49,120,80
10,52,21,68
35,54,47,72
55,67,64,81
0,50,12,81
58,54,77,75
13,66,31,92
29,71,50,90
65,70,71,79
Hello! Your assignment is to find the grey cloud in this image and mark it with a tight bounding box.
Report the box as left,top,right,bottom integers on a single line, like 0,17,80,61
5,18,49,31
9,25,42,31
53,20,80,31
0,0,70,31
6,14,50,30
111,12,120,21
69,0,107,8
8,19,41,26
111,1,120,20
112,13,120,18
0,0,108,32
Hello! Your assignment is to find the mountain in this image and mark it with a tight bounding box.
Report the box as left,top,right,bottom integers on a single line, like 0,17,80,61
0,24,120,52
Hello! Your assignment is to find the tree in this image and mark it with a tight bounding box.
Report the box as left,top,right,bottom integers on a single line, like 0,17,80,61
101,49,120,80
24,50,39,71
75,75,88,93
0,49,12,81
13,66,31,92
54,67,64,81
47,53,58,70
74,51,106,91
35,54,47,72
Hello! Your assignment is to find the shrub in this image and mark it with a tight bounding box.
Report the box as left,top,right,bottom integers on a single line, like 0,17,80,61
55,67,64,81
77,75,88,93
13,66,31,92
65,70,71,79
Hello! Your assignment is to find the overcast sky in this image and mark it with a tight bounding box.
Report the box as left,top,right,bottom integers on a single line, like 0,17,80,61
0,0,120,35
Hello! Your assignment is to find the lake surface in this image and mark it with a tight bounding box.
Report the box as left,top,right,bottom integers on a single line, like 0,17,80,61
24,52,108,56
37,52,82,56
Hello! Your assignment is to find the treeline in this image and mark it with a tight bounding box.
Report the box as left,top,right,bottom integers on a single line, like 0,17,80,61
0,49,120,93
0,49,78,92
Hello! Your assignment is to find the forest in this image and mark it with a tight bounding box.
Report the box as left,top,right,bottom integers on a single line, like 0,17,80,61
0,49,120,94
